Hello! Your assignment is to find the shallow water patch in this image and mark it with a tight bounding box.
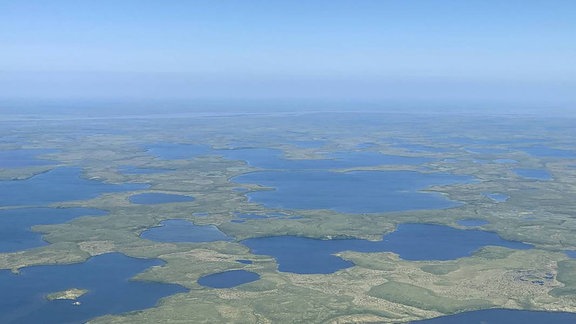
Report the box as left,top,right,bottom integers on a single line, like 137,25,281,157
197,270,260,288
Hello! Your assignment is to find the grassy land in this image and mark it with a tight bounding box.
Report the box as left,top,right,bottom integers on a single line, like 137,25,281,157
1,114,576,322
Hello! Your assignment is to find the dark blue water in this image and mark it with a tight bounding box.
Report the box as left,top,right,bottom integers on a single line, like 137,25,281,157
514,168,552,180
412,309,576,324
0,253,187,324
0,208,107,253
140,219,231,243
236,259,253,264
0,149,57,168
234,170,472,213
129,193,194,205
457,219,490,227
564,251,576,258
485,193,509,202
197,270,260,288
522,145,576,159
146,143,212,160
118,166,173,174
0,167,148,206
241,224,531,274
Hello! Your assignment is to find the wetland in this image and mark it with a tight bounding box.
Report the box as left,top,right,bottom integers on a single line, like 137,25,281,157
1,111,576,323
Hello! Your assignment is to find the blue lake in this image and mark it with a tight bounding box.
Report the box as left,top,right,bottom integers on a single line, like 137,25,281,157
412,309,576,324
241,224,531,274
217,148,431,169
0,149,57,168
233,170,472,213
0,253,187,324
129,193,194,205
197,270,260,288
485,193,509,202
0,208,107,253
514,168,552,180
140,219,231,243
146,143,431,169
521,145,576,159
0,167,148,206
457,219,490,227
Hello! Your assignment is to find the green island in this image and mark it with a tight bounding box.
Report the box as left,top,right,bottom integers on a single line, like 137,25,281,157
46,288,88,301
1,112,576,323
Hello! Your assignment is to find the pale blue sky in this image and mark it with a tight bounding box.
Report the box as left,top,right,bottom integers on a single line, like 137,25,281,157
0,0,575,105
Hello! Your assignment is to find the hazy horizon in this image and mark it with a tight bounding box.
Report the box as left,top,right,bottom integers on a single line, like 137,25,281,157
1,1,575,110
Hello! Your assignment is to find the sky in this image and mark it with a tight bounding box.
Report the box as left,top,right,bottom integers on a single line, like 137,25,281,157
0,0,575,108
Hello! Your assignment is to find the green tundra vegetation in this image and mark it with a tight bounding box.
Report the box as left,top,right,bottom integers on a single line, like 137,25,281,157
1,112,576,323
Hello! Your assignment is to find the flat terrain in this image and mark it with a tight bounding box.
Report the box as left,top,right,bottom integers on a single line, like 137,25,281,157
1,112,576,323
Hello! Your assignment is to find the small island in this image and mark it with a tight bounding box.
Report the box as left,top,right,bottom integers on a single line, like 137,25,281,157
46,288,88,301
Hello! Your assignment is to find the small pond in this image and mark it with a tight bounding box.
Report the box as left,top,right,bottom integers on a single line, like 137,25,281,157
521,145,576,159
129,193,194,205
197,270,260,288
0,207,107,253
457,219,490,227
0,167,148,206
233,170,473,213
514,168,552,180
140,219,231,243
241,224,531,274
412,309,576,323
0,253,187,324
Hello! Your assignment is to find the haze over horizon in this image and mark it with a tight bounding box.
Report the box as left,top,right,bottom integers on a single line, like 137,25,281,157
1,1,575,110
